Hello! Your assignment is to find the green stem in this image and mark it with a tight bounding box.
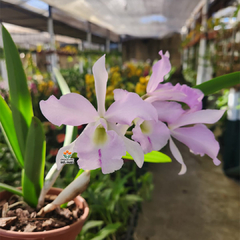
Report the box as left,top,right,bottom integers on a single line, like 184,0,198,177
125,131,133,136
0,183,23,197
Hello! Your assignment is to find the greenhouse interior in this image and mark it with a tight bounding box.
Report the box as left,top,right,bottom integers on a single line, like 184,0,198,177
0,0,240,239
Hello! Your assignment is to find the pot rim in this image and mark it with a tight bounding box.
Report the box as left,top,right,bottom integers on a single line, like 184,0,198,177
0,187,89,238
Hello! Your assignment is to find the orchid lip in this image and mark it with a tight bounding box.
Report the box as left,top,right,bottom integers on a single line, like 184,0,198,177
140,121,152,134
93,125,108,146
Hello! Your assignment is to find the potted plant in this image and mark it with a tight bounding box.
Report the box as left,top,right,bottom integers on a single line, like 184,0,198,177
0,25,91,240
1,25,239,239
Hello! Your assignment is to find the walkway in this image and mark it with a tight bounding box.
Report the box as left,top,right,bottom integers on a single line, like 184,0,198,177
134,142,240,240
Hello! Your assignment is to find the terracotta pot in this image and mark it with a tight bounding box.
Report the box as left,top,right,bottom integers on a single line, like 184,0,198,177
0,187,89,240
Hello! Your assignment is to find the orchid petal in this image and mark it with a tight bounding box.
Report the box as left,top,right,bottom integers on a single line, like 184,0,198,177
147,51,171,93
113,89,128,101
169,137,187,175
171,124,221,166
152,101,185,124
92,55,108,117
56,140,76,170
132,120,170,153
106,90,158,125
116,123,130,135
146,83,203,111
169,109,225,129
75,122,126,174
40,93,98,126
122,136,144,168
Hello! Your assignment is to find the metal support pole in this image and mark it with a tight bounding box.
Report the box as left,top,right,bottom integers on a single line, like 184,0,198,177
189,20,196,70
181,26,189,70
106,39,110,53
236,0,240,43
106,30,110,53
87,23,92,74
227,0,240,121
47,5,57,77
196,0,211,85
78,41,83,74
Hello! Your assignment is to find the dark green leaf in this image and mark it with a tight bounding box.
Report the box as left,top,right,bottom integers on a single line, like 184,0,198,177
123,151,171,163
2,25,33,157
22,117,46,207
0,97,24,167
194,72,240,95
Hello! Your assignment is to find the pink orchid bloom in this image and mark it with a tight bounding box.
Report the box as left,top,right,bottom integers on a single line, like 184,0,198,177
130,51,202,156
145,51,204,111
132,50,224,174
152,101,225,175
40,55,158,174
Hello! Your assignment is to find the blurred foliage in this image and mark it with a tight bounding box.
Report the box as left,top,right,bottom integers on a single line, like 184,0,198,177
0,131,22,189
182,68,197,85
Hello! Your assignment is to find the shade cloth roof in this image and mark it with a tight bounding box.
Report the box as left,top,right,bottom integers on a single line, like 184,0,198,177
0,0,120,43
40,0,205,38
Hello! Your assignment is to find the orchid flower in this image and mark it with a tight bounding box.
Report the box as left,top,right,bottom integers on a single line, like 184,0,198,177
131,50,224,174
129,51,202,156
144,51,204,111
40,55,158,174
152,101,225,174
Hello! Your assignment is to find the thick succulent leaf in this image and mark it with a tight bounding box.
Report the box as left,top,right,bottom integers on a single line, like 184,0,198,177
123,151,171,163
2,25,33,156
22,117,46,207
0,97,24,167
194,72,240,96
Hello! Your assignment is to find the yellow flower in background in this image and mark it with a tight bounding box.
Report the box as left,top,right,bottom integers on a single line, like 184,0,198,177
127,63,137,78
110,66,120,73
48,80,54,88
85,74,94,85
135,82,146,95
139,77,146,84
136,68,142,77
106,85,114,96
145,75,150,82
70,87,80,94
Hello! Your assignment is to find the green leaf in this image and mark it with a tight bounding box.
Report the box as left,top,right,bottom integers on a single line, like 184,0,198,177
91,223,121,240
2,25,33,157
0,183,23,197
123,151,171,163
81,220,104,235
22,117,46,207
75,169,85,180
194,72,240,95
53,67,71,95
0,97,24,167
124,194,143,202
53,67,75,147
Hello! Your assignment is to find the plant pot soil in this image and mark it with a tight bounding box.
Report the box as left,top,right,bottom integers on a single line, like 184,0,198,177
0,187,89,240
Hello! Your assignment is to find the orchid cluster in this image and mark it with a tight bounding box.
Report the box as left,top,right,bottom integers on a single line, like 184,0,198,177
40,51,224,175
